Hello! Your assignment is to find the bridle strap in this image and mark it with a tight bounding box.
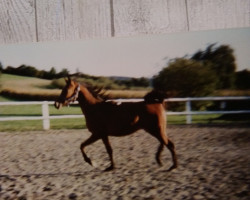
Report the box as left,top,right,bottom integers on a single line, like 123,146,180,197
65,84,80,105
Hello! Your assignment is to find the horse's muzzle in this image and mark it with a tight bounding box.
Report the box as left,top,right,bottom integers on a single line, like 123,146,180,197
54,101,63,109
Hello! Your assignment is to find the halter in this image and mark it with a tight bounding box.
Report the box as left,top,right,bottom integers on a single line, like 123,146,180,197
65,84,80,105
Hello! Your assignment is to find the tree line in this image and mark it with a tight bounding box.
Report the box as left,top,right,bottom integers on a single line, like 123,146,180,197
0,64,150,89
0,64,69,80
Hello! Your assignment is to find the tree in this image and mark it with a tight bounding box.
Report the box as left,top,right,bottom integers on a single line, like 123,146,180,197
17,65,38,77
131,77,150,87
235,69,250,89
4,66,16,74
49,67,57,76
191,44,237,89
153,58,218,97
57,68,69,78
0,62,3,72
43,67,57,79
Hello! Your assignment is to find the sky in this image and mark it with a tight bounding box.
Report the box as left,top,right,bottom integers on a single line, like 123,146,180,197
0,27,249,78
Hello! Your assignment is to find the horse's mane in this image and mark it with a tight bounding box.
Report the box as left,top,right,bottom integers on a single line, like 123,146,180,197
69,75,108,101
81,83,167,103
82,82,109,101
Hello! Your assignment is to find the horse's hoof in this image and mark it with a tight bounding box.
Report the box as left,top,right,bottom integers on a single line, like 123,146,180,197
167,165,177,172
84,158,93,166
156,160,163,167
104,166,114,172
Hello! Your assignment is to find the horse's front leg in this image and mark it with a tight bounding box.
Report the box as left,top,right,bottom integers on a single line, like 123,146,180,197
102,136,115,171
80,135,99,166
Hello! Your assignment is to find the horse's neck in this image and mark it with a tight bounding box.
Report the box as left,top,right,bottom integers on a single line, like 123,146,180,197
77,86,100,114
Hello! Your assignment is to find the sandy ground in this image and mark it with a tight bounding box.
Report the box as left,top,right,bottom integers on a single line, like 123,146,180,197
0,125,249,200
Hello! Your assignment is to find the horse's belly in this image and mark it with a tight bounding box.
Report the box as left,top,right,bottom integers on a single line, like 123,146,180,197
107,116,141,136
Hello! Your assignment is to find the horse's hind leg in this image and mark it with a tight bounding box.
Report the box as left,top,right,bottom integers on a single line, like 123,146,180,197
80,135,99,166
102,136,115,171
149,128,177,171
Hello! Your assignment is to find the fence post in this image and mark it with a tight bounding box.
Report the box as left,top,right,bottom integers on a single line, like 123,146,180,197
42,101,50,130
186,100,192,124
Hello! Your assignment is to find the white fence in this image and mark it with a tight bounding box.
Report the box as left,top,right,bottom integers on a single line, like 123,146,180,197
0,96,250,130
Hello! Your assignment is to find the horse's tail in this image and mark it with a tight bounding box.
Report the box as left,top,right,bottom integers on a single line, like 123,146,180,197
144,90,166,104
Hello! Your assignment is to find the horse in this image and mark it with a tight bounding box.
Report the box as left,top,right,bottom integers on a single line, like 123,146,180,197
54,76,177,171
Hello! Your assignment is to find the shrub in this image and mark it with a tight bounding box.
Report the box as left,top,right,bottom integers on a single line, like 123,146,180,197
153,58,218,97
153,58,219,111
235,70,250,89
191,44,237,89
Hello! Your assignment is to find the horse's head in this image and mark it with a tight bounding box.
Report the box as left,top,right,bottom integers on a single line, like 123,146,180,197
54,76,80,109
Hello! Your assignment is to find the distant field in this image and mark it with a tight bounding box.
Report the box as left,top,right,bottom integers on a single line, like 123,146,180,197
0,73,61,97
0,73,148,100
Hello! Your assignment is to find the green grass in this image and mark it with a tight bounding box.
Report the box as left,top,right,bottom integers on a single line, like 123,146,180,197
0,95,12,101
0,120,44,131
0,104,85,131
0,104,43,116
0,104,82,116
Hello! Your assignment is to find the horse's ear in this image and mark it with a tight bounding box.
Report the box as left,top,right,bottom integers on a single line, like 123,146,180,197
64,76,71,84
64,77,68,83
67,75,71,82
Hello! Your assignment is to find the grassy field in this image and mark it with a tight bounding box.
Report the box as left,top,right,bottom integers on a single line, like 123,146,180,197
0,104,85,131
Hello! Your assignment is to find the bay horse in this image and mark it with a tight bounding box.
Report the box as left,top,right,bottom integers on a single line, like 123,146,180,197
54,77,177,171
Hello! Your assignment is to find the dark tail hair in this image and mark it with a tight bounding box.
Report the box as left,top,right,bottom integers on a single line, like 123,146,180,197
144,90,166,104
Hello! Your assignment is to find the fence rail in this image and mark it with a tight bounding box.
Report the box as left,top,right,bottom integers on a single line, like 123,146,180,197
1,96,250,130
